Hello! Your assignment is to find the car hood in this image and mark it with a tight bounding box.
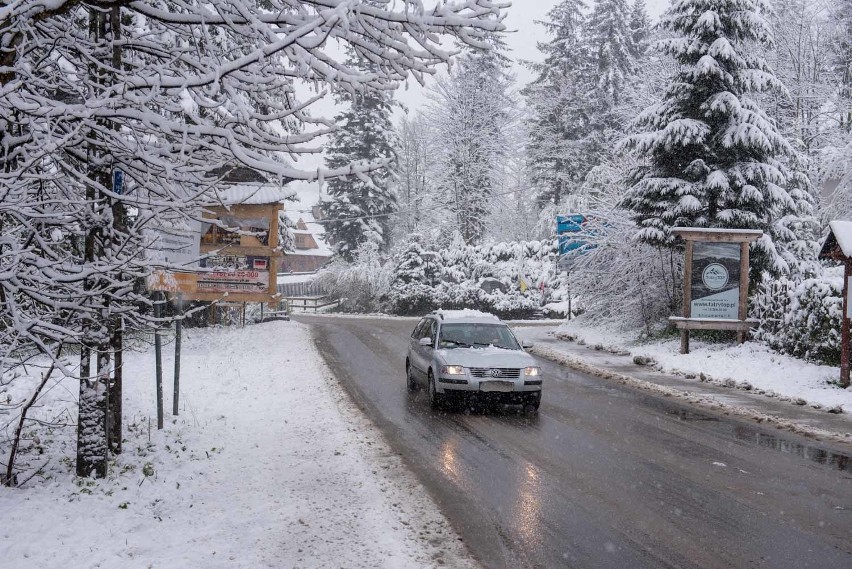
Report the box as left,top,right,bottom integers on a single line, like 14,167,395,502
436,347,535,368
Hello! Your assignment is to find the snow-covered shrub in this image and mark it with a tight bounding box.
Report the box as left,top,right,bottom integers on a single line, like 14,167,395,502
386,237,440,315
322,233,563,318
317,241,391,313
563,205,682,334
752,268,843,365
427,238,560,318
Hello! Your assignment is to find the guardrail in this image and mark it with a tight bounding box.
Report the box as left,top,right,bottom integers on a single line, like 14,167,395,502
285,295,340,313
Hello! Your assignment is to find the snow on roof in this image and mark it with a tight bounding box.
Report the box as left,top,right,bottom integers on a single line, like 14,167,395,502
829,220,852,257
671,227,764,234
671,227,763,242
433,309,501,323
284,208,333,257
206,183,295,206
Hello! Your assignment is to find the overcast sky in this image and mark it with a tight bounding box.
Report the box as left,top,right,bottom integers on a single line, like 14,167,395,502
393,0,672,113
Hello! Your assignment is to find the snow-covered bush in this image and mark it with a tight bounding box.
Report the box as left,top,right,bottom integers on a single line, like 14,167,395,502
322,234,563,318
428,238,561,318
558,156,683,333
752,268,843,365
317,241,392,313
386,237,441,315
566,210,683,334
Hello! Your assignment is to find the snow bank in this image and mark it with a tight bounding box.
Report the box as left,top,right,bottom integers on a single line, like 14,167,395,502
0,322,476,569
555,319,852,412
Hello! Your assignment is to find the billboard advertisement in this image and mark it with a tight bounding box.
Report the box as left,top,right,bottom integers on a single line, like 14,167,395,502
690,242,740,320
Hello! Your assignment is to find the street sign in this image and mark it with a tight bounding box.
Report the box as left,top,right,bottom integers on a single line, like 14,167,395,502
113,169,125,195
556,213,592,259
146,219,202,267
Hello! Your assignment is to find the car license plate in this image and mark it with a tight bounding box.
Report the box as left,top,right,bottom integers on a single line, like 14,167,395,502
480,381,513,393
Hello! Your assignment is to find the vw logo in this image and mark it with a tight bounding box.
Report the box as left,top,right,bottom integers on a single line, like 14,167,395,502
490,369,501,378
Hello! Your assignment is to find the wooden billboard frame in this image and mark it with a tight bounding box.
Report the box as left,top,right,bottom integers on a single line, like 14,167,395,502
189,203,281,305
149,203,282,307
670,227,762,354
818,221,852,388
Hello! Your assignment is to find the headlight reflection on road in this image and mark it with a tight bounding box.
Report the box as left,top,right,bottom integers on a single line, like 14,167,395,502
440,438,460,482
515,462,543,544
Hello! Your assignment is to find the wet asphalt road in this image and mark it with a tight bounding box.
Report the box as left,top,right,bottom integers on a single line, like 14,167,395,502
300,316,852,569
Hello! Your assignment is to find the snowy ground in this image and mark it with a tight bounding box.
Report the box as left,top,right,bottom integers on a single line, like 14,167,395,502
0,322,477,569
544,319,852,413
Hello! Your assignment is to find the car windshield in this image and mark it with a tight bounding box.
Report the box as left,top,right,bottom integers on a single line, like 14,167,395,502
438,323,520,350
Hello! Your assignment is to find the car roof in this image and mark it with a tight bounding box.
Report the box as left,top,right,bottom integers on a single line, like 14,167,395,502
429,309,503,325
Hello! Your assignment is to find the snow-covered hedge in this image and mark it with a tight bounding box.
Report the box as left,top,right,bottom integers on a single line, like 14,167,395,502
323,235,565,318
752,268,844,365
387,236,563,318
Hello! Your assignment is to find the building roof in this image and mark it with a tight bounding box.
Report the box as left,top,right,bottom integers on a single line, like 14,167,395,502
205,183,295,206
283,209,333,258
820,220,852,260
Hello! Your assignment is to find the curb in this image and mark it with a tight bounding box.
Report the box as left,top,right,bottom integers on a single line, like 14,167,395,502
529,343,852,446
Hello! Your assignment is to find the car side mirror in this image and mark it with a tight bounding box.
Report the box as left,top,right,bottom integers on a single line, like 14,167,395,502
418,337,433,348
522,342,533,350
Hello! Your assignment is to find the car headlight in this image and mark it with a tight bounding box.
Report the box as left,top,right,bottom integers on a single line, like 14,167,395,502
441,365,465,375
524,366,541,377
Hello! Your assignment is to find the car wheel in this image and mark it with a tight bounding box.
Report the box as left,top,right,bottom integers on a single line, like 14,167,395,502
524,393,541,413
406,362,418,392
428,370,444,410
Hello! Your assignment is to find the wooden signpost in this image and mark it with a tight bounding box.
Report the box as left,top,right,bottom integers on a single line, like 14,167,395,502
818,220,852,388
669,227,763,354
145,195,285,427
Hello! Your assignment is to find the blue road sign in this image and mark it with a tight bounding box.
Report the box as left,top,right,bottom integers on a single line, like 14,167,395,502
113,169,125,195
556,214,590,256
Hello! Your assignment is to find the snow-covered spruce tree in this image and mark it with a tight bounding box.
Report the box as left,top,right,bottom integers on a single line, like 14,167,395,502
428,36,516,244
587,0,635,110
622,0,819,278
325,52,398,262
386,235,439,315
0,1,507,482
522,0,592,208
629,0,652,57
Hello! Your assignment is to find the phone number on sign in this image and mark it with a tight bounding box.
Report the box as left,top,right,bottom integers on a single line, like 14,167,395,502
209,271,260,278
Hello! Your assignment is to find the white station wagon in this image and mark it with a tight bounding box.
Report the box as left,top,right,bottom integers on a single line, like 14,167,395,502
406,310,542,410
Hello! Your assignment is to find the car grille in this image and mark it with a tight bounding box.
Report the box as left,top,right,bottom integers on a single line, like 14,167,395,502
469,367,521,379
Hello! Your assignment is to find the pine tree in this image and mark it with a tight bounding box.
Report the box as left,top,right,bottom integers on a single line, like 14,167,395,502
522,0,591,208
387,235,439,314
628,0,652,57
587,0,635,108
324,56,398,262
622,0,818,276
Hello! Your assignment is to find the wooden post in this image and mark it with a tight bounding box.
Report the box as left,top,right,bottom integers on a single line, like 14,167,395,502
737,241,750,344
841,260,851,388
680,241,694,354
173,297,182,416
154,294,164,430
110,316,123,454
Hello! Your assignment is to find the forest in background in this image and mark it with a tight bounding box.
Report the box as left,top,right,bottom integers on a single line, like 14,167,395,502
321,0,852,365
